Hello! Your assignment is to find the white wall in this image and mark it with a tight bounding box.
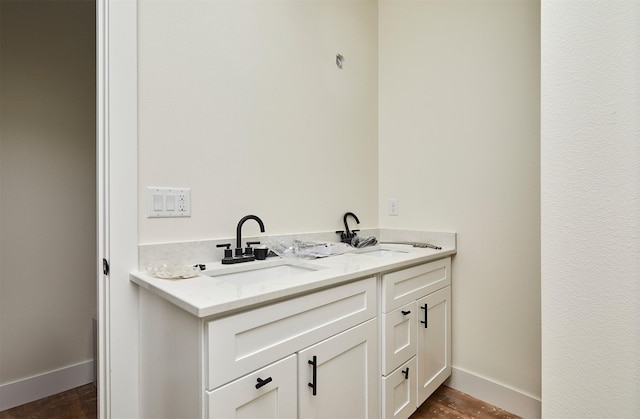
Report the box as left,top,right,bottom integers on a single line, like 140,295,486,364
136,0,542,414
379,0,541,408
0,0,96,389
541,1,640,417
137,0,378,244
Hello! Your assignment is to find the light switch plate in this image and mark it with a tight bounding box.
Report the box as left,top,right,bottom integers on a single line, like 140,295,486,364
147,187,191,218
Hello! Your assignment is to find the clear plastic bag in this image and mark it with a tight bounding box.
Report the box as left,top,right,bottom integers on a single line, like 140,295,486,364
350,235,378,248
266,239,348,259
145,262,199,279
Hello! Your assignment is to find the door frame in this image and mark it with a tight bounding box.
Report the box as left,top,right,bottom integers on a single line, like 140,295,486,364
96,0,139,417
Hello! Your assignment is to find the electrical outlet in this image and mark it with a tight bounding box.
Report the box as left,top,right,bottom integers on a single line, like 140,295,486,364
147,187,191,218
389,198,399,216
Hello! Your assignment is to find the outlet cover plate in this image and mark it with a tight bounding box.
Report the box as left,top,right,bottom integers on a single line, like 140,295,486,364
147,187,191,218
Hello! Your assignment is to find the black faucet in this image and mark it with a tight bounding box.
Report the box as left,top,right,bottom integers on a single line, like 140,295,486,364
235,214,265,255
337,212,360,244
221,215,266,264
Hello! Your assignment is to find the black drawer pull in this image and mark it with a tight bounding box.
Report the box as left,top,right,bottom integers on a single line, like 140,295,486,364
255,376,272,389
401,310,411,315
420,303,428,328
402,367,409,379
308,356,317,396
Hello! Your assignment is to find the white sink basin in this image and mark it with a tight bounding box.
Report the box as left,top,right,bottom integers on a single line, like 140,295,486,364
358,249,406,257
205,262,323,285
350,247,409,258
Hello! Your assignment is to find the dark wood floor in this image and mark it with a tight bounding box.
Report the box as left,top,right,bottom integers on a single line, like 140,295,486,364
0,384,97,419
0,384,519,419
412,385,520,419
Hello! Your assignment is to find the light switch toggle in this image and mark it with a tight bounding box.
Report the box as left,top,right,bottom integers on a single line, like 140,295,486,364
166,195,176,211
147,187,191,218
153,194,163,211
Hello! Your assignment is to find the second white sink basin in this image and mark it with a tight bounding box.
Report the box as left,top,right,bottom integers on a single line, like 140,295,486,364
205,262,323,285
349,246,410,257
357,249,408,257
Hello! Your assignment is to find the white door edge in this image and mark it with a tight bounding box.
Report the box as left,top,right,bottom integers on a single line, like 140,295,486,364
96,0,139,417
96,0,110,416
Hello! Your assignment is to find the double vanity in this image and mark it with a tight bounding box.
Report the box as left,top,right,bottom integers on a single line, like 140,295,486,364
131,231,455,418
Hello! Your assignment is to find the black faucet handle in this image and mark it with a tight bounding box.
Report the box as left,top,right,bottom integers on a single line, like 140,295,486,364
245,241,261,256
217,243,233,258
336,230,351,244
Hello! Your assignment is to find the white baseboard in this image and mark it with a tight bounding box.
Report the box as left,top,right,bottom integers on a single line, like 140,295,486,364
445,366,541,419
0,360,94,412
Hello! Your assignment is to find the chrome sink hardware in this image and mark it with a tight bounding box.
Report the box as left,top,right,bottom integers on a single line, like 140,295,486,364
336,211,360,244
221,215,266,265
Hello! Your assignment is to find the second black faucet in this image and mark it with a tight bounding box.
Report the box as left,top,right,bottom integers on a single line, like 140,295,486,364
337,211,360,244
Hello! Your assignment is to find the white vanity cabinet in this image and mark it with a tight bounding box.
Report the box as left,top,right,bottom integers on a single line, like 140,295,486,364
380,257,452,419
136,251,454,419
138,276,378,419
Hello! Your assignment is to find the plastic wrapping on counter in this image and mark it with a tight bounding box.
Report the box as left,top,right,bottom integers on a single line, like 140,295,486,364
350,235,378,248
266,239,349,259
145,262,200,279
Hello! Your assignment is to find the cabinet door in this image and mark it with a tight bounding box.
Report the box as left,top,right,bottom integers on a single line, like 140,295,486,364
208,354,297,419
298,319,378,419
416,286,451,405
382,357,417,419
382,301,417,375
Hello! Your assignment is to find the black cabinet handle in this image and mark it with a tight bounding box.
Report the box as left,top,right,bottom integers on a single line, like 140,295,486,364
255,376,272,389
402,367,410,379
401,310,411,315
420,303,428,328
308,356,317,396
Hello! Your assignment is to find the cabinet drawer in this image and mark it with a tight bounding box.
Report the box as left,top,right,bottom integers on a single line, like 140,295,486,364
207,277,377,389
382,357,417,419
207,354,297,419
382,302,417,376
381,257,450,313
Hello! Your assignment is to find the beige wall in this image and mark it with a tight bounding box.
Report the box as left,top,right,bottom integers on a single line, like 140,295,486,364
137,0,540,408
542,1,640,416
0,0,96,384
379,0,541,400
138,0,379,244
0,0,544,409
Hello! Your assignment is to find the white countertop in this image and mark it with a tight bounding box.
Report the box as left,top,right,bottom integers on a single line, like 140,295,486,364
130,243,456,319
